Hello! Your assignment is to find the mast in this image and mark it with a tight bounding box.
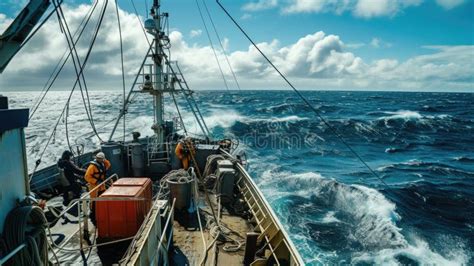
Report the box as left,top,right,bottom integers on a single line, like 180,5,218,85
151,0,164,144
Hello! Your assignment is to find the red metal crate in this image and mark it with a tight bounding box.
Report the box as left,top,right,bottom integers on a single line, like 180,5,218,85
96,185,150,239
113,177,152,210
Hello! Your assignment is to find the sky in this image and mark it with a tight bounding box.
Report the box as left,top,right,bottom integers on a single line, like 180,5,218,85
0,0,473,92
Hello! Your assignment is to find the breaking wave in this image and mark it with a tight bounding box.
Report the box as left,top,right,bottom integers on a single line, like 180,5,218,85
255,168,472,264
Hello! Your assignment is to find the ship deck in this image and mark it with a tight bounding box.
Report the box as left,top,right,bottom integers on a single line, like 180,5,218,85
172,194,250,265
43,149,303,265
47,190,251,265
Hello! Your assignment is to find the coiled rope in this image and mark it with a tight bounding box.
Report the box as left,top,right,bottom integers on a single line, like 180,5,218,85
3,206,48,266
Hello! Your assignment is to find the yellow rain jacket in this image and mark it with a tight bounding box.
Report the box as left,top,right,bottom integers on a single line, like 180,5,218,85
84,159,111,198
175,141,195,170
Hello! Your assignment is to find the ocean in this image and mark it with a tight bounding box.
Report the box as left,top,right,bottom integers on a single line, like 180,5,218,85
5,90,474,265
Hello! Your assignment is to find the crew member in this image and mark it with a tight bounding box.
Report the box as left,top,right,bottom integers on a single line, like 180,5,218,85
142,74,153,91
84,152,111,225
57,150,86,206
175,137,195,170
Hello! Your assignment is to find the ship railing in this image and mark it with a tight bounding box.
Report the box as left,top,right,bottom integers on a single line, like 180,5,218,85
44,174,152,255
119,198,174,265
135,63,181,92
2,173,154,264
147,138,171,164
220,150,305,266
151,198,175,264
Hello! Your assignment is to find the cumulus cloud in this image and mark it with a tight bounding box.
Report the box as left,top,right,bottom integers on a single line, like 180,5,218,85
189,29,202,38
167,29,473,91
247,0,460,18
370,37,392,48
279,0,423,17
435,0,465,9
242,0,278,11
240,13,253,20
0,2,148,90
0,2,472,92
283,0,351,14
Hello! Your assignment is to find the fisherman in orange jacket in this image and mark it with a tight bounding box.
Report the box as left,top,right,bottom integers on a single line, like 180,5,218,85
175,138,195,170
84,152,111,225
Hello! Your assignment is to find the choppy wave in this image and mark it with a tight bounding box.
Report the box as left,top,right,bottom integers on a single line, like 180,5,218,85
255,167,471,264
4,90,474,265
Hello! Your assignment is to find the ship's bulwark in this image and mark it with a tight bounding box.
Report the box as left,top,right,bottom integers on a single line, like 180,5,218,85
5,90,474,264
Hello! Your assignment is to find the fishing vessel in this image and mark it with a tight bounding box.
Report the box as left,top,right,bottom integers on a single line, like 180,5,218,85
0,0,304,265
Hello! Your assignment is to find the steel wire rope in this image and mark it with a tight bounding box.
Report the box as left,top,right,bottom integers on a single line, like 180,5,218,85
195,0,229,91
201,0,241,91
170,91,188,134
54,0,105,143
29,0,99,120
216,1,391,189
53,0,94,129
115,0,127,143
129,0,152,46
30,0,109,179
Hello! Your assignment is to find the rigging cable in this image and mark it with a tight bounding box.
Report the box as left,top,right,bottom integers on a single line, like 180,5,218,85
65,100,75,155
30,0,109,179
115,0,127,142
201,0,241,91
170,91,188,134
129,0,152,47
29,0,99,120
215,0,389,188
55,0,105,142
53,0,104,142
195,0,230,91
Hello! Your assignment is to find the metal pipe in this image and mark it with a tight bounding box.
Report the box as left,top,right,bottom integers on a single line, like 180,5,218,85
152,198,175,263
0,243,26,265
47,173,118,228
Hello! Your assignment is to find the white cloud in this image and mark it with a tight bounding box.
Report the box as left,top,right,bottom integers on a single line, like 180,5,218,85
0,2,148,89
258,0,469,18
353,0,422,18
346,42,366,49
244,0,466,18
189,29,202,38
283,0,351,14
0,3,472,92
242,0,278,11
241,13,253,20
168,30,473,91
435,0,465,9
371,37,381,48
370,37,393,48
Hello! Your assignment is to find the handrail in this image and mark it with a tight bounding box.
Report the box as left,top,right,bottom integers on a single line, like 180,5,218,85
55,173,119,219
48,173,120,251
151,198,176,264
1,174,121,264
219,149,305,265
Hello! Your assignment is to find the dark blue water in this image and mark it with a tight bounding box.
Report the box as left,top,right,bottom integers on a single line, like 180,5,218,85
192,91,474,265
8,90,474,265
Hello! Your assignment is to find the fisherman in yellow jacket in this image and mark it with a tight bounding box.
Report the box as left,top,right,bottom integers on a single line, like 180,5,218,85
175,137,195,170
84,152,111,224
